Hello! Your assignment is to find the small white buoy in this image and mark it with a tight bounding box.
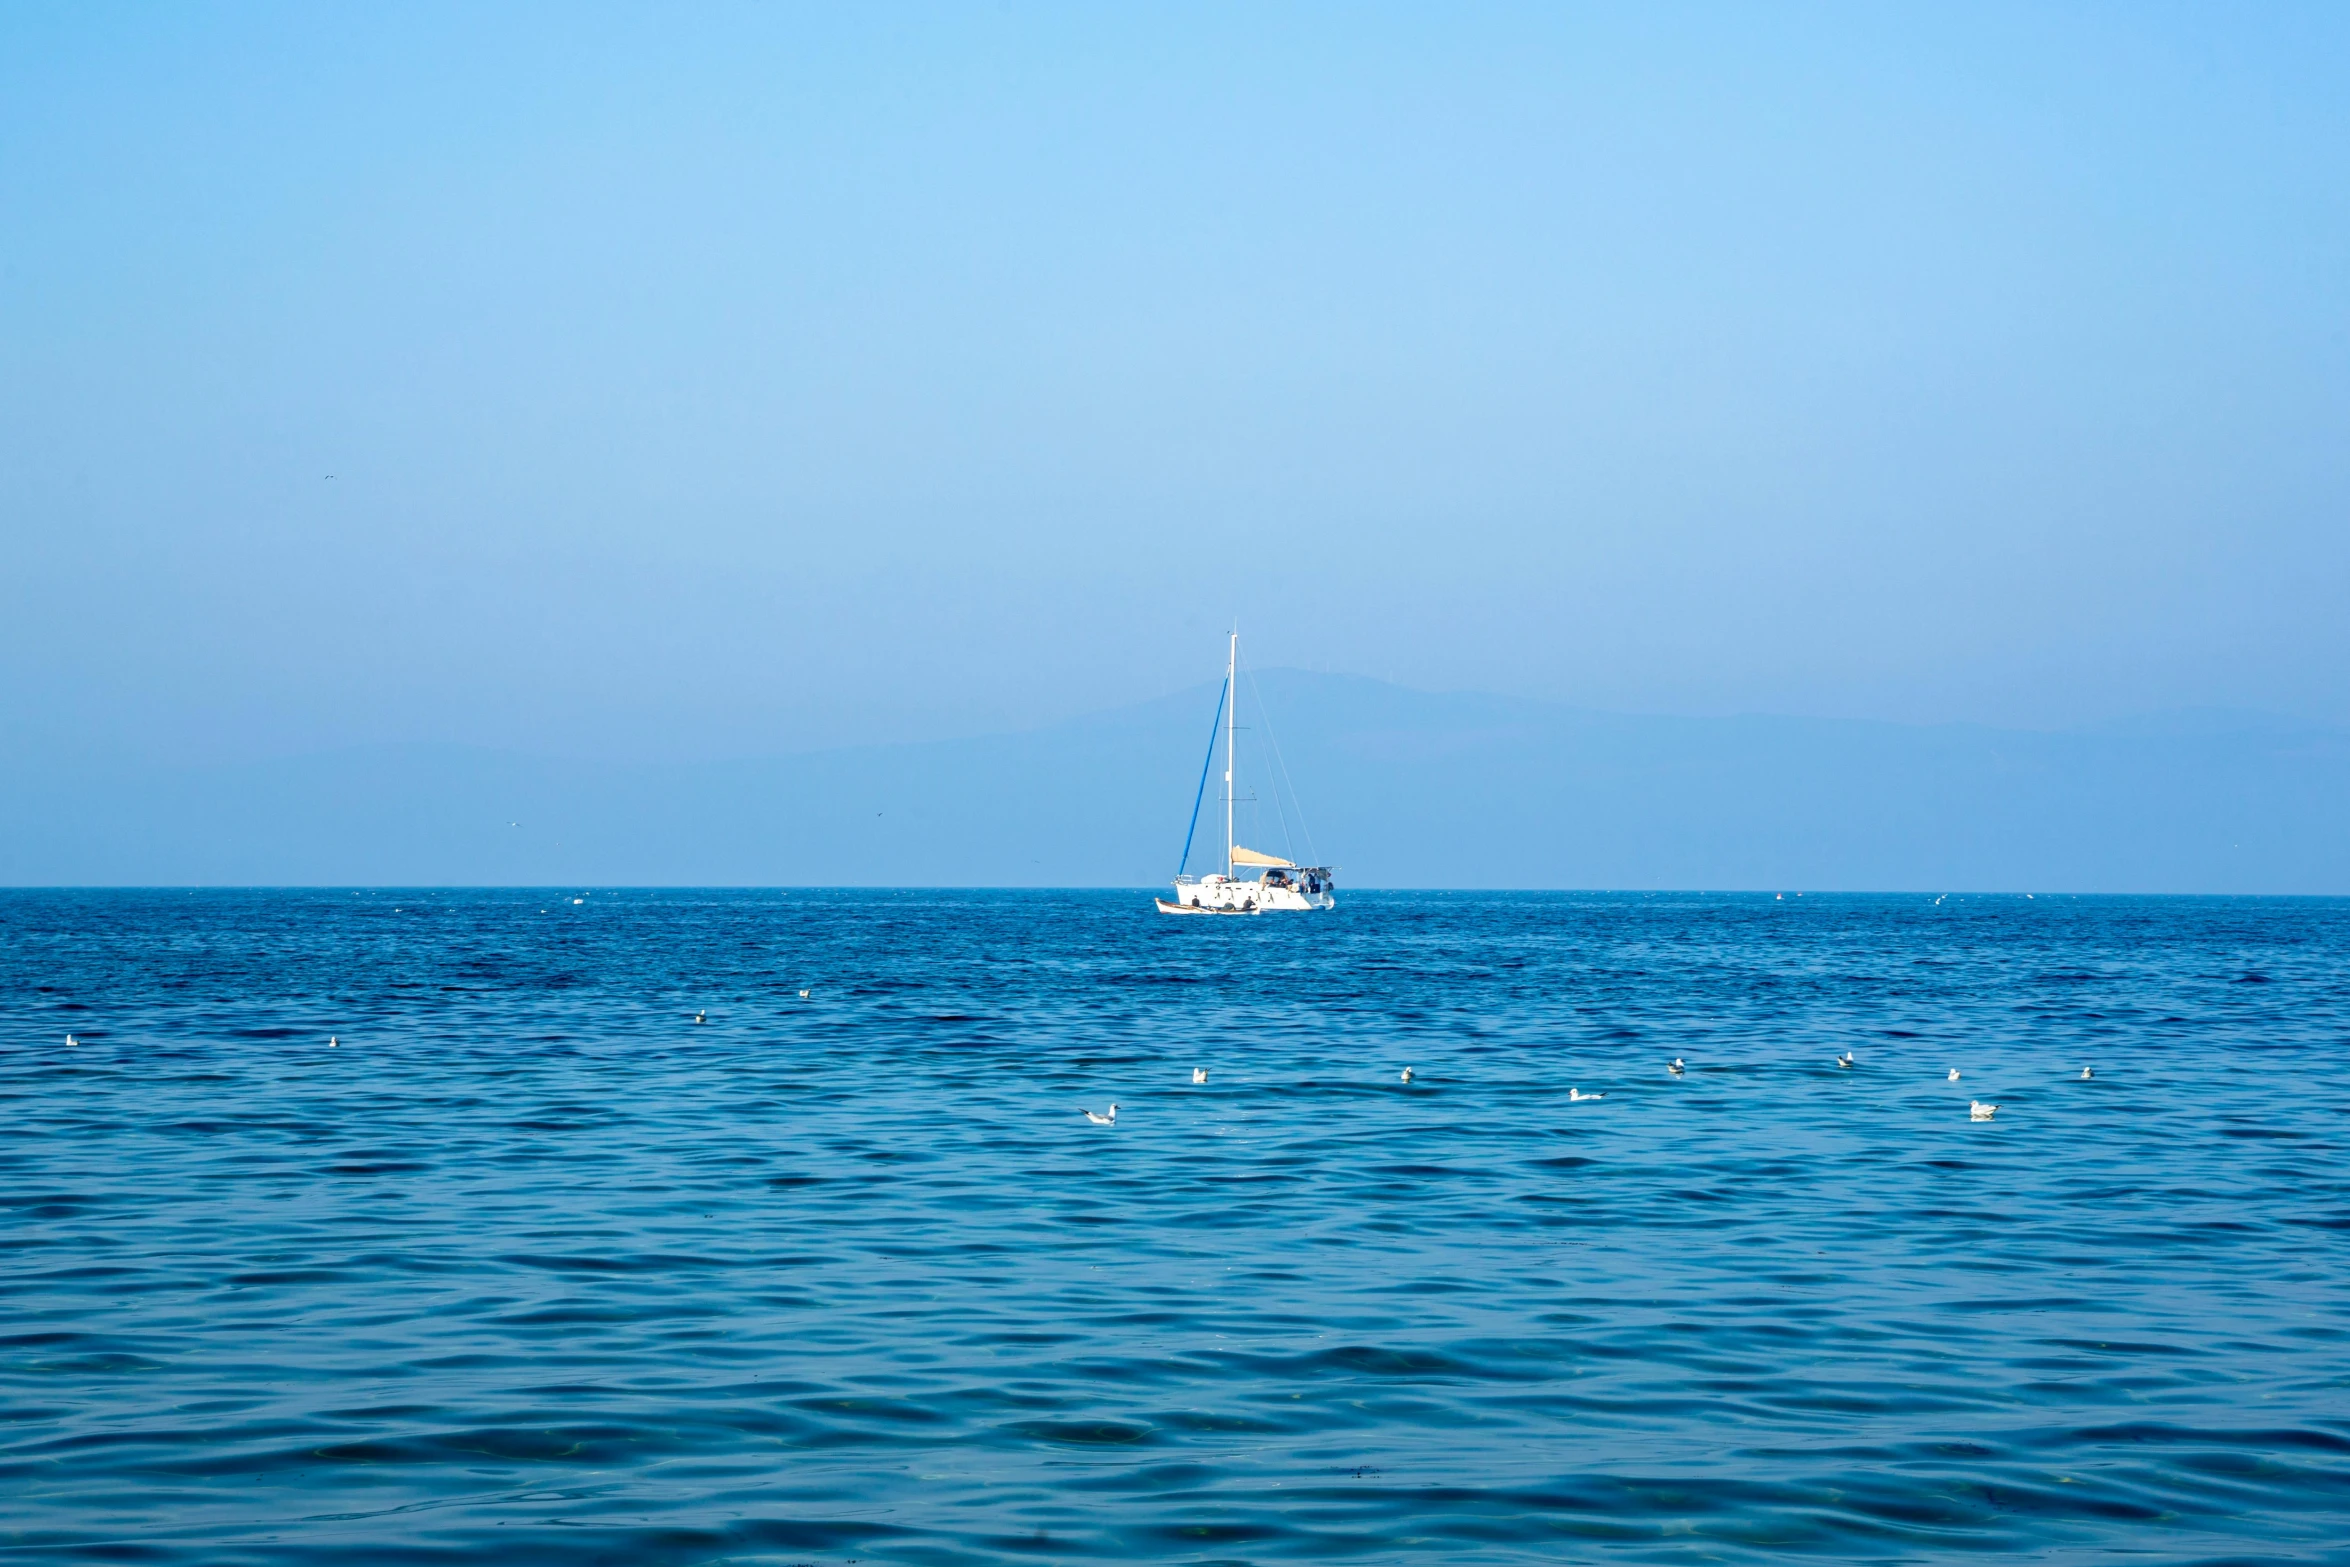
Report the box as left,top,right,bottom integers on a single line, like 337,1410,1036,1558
572,897,584,905
1948,1068,1961,1082
1835,1051,1853,1069
2080,1066,2093,1080
799,990,810,1000
1084,1104,1118,1126
1569,1087,1604,1102
1970,1100,1997,1120
1399,1067,1413,1084
1192,1067,1208,1084
1668,1058,1685,1075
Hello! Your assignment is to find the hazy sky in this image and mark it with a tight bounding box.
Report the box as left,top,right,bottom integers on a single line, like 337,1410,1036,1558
5,3,2345,763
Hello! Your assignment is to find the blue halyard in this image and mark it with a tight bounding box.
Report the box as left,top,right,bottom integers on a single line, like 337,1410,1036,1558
1175,677,1228,879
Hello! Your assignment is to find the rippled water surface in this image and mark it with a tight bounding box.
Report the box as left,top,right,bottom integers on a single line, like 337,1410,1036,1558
5,889,2349,1564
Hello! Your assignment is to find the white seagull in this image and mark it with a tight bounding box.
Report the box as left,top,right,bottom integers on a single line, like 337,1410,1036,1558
694,1011,705,1024
1192,1067,1208,1084
1970,1100,1998,1120
1569,1087,1604,1102
2080,1066,2093,1080
328,1036,337,1048
1835,1051,1854,1069
1083,1104,1118,1126
1399,1067,1413,1084
65,1034,78,1047
1948,1068,1962,1082
799,990,811,999
1668,1058,1685,1075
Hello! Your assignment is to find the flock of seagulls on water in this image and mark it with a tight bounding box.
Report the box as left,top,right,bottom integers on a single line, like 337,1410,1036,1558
1067,1048,2094,1128
52,1013,2078,1135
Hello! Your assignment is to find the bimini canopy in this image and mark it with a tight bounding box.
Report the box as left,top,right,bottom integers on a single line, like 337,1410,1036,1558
1231,846,1296,868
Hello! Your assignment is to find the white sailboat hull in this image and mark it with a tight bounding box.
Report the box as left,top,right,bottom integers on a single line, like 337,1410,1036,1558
1162,875,1335,914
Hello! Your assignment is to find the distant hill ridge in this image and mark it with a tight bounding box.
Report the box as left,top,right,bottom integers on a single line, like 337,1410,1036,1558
6,671,2346,891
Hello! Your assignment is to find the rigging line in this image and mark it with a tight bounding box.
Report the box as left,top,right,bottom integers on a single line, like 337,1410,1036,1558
1244,662,1319,867
1239,662,1297,866
1175,677,1228,879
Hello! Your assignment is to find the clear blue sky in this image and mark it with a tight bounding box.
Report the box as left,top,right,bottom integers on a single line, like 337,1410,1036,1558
4,3,2345,763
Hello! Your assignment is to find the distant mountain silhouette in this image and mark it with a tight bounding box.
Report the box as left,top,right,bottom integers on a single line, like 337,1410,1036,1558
6,672,2346,890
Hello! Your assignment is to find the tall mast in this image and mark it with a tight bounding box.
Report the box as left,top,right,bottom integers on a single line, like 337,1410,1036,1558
1224,630,1237,879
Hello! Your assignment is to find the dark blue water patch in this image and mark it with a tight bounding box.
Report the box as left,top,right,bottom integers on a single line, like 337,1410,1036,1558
1,888,2348,1564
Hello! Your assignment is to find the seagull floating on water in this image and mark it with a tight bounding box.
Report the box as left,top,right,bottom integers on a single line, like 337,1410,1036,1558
1083,1104,1118,1126
65,1034,78,1048
1948,1068,1962,1082
1569,1087,1604,1102
2080,1066,2093,1080
694,1011,705,1024
1192,1067,1208,1084
328,1036,337,1048
799,990,810,999
1836,1051,1854,1069
1668,1058,1685,1075
1399,1067,1413,1084
1970,1100,1998,1120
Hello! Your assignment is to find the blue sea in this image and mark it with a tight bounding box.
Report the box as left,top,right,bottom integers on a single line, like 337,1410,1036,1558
5,890,2348,1564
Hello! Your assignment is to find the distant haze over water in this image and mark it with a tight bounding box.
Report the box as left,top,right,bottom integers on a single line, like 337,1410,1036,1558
6,672,2343,891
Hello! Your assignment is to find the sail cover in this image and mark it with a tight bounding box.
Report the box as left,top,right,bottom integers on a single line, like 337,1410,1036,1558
1231,846,1297,868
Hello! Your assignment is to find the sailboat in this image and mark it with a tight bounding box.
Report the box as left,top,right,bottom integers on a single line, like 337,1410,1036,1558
1156,634,1336,915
